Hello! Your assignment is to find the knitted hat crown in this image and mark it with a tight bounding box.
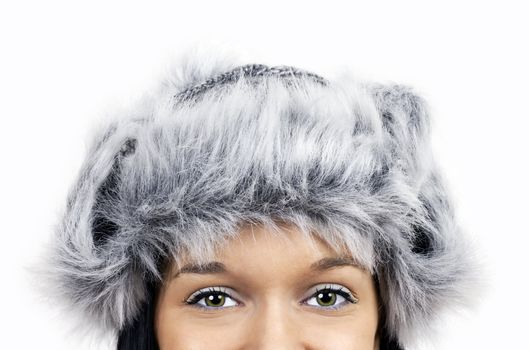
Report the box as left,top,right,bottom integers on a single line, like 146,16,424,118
35,49,484,349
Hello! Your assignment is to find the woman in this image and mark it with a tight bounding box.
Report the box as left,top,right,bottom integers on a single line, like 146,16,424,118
36,50,483,349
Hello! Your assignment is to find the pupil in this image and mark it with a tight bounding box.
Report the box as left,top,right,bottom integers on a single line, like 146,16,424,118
317,291,336,306
205,293,224,306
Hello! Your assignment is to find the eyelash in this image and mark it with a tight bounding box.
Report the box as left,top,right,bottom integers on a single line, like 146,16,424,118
184,284,358,312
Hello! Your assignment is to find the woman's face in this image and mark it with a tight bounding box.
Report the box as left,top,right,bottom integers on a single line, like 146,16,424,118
155,224,381,349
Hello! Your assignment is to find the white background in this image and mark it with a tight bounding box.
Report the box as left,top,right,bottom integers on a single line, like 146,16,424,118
1,1,527,349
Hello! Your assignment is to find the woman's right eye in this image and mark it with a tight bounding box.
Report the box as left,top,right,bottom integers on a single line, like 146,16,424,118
185,287,240,311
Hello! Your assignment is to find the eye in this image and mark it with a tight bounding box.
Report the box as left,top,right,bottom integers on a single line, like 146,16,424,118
184,284,358,312
184,286,240,311
302,283,358,311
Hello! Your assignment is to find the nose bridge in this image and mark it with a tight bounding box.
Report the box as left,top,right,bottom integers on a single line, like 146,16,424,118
244,291,305,350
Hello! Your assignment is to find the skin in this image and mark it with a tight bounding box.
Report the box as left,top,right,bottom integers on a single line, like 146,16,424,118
155,223,381,349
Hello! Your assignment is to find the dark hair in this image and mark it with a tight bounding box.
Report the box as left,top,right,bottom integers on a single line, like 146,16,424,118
117,279,160,350
381,335,404,350
116,280,404,350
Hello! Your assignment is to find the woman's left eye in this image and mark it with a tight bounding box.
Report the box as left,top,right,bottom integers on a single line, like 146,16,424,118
302,284,358,311
185,284,358,312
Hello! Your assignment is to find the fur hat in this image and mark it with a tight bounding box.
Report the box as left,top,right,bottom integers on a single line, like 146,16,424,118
35,48,484,348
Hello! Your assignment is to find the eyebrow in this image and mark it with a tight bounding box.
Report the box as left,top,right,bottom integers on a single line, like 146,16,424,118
173,256,361,278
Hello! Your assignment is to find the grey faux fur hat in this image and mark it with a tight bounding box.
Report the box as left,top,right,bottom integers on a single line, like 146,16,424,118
36,49,484,348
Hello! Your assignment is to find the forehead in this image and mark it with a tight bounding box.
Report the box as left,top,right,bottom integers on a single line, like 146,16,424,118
166,221,367,277
227,222,341,256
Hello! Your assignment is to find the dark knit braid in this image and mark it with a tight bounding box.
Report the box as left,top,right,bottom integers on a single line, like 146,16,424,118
173,63,329,104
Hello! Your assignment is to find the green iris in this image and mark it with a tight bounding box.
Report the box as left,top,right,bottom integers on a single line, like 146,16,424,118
205,293,226,307
316,291,337,306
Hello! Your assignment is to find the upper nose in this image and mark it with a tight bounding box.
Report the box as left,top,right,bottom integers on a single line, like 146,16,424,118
242,296,307,350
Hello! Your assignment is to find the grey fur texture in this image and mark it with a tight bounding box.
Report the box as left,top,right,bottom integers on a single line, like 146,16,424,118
36,49,484,348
